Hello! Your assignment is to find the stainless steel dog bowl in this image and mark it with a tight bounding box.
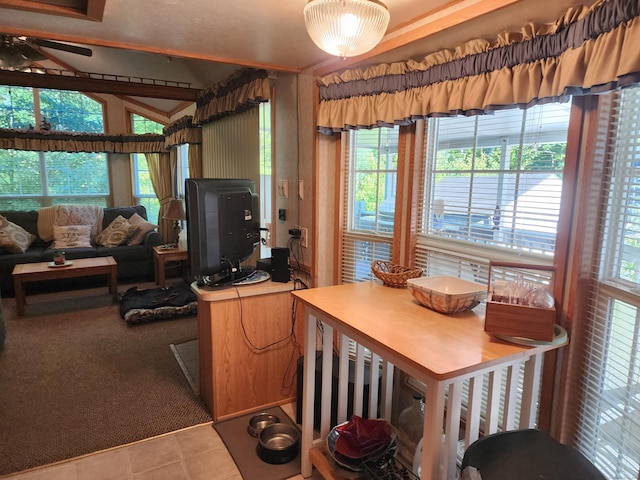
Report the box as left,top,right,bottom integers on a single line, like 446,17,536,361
257,423,300,464
248,413,280,438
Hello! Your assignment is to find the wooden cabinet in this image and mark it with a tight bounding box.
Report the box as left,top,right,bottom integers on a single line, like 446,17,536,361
193,281,302,421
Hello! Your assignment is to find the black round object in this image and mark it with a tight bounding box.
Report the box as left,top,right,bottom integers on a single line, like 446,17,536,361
257,423,300,464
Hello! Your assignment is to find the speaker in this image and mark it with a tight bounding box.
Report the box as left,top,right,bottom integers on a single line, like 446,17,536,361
271,247,290,283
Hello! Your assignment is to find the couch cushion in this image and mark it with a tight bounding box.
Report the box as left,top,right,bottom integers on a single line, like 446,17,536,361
42,247,96,262
0,247,46,271
0,215,36,253
52,225,92,249
0,211,49,248
102,205,148,229
95,215,138,247
126,213,157,246
95,244,147,263
53,205,102,241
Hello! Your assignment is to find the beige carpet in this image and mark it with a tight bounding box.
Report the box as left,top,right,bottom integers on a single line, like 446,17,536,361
0,282,212,476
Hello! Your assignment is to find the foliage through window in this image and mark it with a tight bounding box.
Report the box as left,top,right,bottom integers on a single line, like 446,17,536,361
131,113,164,223
415,103,571,284
259,102,272,258
340,127,399,284
0,86,108,210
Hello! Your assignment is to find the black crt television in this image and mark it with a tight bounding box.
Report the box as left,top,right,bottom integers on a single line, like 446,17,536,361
185,178,261,286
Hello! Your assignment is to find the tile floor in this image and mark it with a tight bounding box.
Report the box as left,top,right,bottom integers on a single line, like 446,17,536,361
1,404,321,480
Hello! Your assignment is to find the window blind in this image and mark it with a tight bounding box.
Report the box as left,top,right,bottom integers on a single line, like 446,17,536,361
572,86,640,480
420,103,570,258
408,104,570,439
339,127,398,284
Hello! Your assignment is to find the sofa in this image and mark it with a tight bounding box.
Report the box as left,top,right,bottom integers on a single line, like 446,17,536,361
0,205,163,296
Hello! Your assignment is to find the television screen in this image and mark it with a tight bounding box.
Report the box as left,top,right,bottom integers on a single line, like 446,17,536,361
185,178,260,285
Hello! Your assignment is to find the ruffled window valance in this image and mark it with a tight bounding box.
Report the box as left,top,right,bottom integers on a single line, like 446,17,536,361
316,0,640,134
193,68,272,125
163,115,202,148
0,129,166,153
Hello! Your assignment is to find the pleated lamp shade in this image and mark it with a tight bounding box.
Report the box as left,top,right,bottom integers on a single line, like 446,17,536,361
304,0,390,58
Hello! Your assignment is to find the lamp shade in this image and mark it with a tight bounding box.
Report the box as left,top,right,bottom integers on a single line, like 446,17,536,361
304,0,390,58
164,199,186,221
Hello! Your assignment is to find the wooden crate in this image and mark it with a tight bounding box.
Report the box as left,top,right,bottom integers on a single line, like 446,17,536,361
484,262,557,342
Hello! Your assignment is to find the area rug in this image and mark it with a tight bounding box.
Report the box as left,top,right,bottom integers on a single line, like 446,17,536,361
213,406,301,480
0,283,212,476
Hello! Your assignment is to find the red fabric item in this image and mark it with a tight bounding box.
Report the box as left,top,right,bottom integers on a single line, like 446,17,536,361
335,416,392,459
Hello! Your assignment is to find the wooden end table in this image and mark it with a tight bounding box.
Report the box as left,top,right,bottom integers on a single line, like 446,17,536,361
153,245,188,287
12,256,118,317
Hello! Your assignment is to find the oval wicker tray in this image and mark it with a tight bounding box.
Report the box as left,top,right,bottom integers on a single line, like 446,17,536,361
371,260,423,288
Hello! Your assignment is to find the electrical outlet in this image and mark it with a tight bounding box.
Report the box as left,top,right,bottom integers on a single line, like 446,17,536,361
300,227,308,248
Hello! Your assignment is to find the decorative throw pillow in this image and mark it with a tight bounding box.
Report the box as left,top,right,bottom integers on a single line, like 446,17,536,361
95,215,139,247
0,215,36,253
126,213,157,246
52,225,92,249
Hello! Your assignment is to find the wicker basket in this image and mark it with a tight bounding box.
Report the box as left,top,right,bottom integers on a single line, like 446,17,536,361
371,261,423,288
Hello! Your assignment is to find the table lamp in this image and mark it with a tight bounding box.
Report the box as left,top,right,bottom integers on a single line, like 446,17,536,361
164,198,186,246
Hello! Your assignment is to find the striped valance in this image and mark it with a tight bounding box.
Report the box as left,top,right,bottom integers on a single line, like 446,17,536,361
316,0,640,133
0,129,166,153
163,116,202,148
193,68,272,125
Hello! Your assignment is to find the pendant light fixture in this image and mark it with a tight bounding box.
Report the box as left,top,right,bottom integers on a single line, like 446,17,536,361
304,0,390,58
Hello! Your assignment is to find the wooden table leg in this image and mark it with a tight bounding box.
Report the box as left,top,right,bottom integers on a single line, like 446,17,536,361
108,265,118,303
156,256,166,287
13,276,26,317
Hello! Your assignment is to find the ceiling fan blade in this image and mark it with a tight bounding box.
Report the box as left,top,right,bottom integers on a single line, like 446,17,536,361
32,38,93,57
15,43,47,61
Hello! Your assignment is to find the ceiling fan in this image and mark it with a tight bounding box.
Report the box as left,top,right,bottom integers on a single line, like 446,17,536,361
0,35,93,69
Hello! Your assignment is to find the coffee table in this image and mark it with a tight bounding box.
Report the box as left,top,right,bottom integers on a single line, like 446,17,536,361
12,256,118,316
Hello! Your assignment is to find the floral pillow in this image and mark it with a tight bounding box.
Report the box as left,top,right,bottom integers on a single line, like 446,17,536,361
52,225,92,249
0,215,36,253
126,213,157,246
95,215,139,247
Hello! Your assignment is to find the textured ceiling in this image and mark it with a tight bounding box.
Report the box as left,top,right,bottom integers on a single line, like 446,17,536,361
0,0,597,114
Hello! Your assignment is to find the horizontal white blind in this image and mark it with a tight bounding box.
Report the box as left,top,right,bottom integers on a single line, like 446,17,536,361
422,103,569,257
410,105,569,440
574,86,640,480
340,127,398,285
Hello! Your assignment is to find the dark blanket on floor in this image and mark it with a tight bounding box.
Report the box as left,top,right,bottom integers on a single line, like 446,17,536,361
119,283,197,324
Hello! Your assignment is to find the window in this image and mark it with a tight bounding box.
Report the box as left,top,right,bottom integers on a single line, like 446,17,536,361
340,127,399,284
572,86,640,480
259,102,272,258
175,144,189,198
0,86,108,210
415,103,571,282
0,86,35,129
39,89,103,132
130,113,164,222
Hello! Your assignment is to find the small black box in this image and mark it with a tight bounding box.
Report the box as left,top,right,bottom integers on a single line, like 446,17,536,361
271,247,290,283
